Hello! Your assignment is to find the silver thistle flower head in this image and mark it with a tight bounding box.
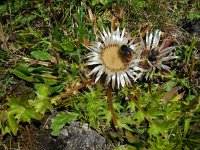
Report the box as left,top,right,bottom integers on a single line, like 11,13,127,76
138,29,179,79
85,27,143,89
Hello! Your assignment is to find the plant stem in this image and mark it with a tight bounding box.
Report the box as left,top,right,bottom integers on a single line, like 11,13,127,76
132,84,140,99
107,88,118,128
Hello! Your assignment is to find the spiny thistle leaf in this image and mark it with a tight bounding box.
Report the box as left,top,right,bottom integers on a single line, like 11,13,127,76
28,98,53,115
29,84,53,114
148,124,160,137
50,111,78,136
4,97,43,135
34,84,49,100
7,114,18,136
117,119,133,131
133,111,145,123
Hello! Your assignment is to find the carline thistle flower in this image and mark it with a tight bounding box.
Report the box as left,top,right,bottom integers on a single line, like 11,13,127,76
137,29,179,79
85,27,143,89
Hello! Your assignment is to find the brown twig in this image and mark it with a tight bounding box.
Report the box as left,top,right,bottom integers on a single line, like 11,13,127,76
58,79,94,100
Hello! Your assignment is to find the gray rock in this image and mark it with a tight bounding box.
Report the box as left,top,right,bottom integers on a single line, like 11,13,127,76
57,122,110,150
34,121,111,150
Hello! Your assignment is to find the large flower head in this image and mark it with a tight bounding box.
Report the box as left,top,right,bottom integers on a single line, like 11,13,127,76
138,29,179,79
85,27,143,89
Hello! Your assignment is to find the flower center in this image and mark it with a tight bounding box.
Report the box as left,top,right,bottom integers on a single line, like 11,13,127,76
148,49,159,62
101,45,127,72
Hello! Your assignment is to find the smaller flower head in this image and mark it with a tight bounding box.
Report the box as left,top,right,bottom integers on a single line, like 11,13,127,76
85,27,143,89
138,29,179,79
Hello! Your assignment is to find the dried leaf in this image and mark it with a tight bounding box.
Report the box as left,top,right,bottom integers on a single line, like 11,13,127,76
88,8,93,21
83,37,91,46
0,23,10,52
22,57,53,67
162,35,176,50
111,16,116,31
163,86,181,102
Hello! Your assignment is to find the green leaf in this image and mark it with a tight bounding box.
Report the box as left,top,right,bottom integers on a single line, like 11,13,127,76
162,81,177,92
29,98,53,115
43,77,58,85
99,0,110,5
187,12,200,20
10,64,33,82
148,124,160,137
8,106,42,123
147,107,164,118
28,84,52,114
0,122,10,136
15,14,37,29
148,136,176,150
7,115,18,135
133,111,145,123
0,110,7,122
113,102,124,113
16,108,42,123
11,69,33,82
49,83,65,94
114,145,137,150
51,111,78,136
127,101,135,112
8,105,24,117
158,120,178,134
7,97,42,123
125,130,138,143
32,66,53,73
31,51,51,61
102,110,111,126
183,118,191,138
117,119,133,131
34,84,49,100
114,145,127,150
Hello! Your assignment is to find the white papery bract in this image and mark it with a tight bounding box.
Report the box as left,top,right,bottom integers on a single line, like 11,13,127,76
138,29,179,79
86,27,143,89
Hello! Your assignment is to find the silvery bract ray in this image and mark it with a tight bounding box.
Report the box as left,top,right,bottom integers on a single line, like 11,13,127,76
86,27,143,89
138,29,179,79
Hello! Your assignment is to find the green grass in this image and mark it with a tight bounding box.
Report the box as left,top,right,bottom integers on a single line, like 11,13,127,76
0,0,199,149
